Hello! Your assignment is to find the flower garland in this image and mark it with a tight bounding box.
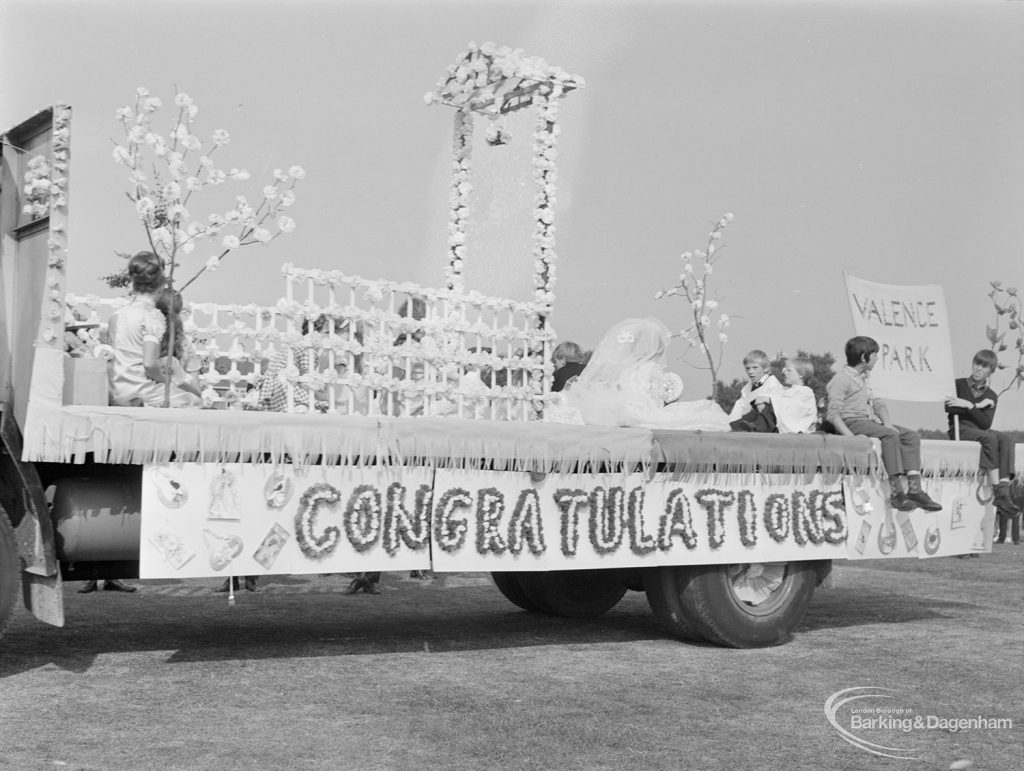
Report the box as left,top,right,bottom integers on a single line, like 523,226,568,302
626,487,656,555
32,105,72,347
432,488,472,553
343,484,383,553
762,493,791,544
294,482,343,559
695,488,735,550
553,488,588,556
531,88,560,307
382,482,432,555
447,109,473,292
588,486,624,555
475,487,507,554
736,490,758,548
659,489,698,551
506,488,546,556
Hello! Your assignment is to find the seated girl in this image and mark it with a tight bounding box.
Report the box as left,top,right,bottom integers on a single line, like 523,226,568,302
770,356,819,433
547,317,730,431
106,252,202,408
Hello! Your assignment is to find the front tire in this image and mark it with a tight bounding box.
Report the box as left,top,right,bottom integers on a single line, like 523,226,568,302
0,505,19,641
644,561,821,648
517,569,627,619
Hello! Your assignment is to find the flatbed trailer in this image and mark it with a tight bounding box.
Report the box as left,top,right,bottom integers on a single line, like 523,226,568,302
0,95,997,652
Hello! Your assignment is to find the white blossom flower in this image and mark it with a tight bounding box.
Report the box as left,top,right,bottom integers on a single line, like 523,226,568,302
273,168,288,182
112,145,131,164
135,196,155,216
229,168,250,181
705,299,719,310
684,264,694,274
182,134,201,151
263,185,278,200
205,255,221,271
174,92,194,107
654,290,665,299
185,176,203,192
127,126,146,144
277,215,296,233
724,212,735,222
162,182,182,199
279,189,296,207
207,213,226,227
211,129,231,146
116,106,134,121
704,263,714,275
222,235,240,250
207,169,226,185
718,332,729,343
288,165,306,179
252,227,272,243
136,86,149,96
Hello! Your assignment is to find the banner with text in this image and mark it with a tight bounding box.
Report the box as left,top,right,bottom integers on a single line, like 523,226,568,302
844,274,954,400
428,470,850,571
140,463,434,579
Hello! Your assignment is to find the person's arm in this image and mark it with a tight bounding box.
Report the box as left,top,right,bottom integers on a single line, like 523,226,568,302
825,375,855,435
873,397,892,426
142,340,170,383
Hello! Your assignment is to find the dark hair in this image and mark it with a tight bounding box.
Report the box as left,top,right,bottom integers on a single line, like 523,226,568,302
845,336,879,366
972,349,998,371
553,341,583,363
127,251,166,294
300,315,329,335
155,288,185,359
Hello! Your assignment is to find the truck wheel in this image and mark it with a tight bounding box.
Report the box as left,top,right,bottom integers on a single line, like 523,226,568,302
517,570,627,619
644,562,819,648
0,506,18,640
490,572,543,613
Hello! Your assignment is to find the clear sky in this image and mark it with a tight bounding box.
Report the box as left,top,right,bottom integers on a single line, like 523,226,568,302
3,0,1023,430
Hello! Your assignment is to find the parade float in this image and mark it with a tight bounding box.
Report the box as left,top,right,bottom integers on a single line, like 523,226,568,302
0,44,1000,649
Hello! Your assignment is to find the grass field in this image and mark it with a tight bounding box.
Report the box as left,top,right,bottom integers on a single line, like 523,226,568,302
1,549,1021,771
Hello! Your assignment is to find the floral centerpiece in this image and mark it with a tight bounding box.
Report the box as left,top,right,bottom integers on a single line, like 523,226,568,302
655,213,736,401
110,87,304,405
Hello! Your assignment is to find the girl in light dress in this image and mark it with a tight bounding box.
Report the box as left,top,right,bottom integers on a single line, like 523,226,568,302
770,356,819,433
106,252,202,408
547,318,730,431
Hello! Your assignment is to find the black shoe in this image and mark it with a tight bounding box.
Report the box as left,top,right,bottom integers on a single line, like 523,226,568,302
341,579,363,595
78,580,98,594
103,579,137,593
906,491,942,512
890,490,917,512
993,484,1023,516
362,582,381,595
244,577,259,592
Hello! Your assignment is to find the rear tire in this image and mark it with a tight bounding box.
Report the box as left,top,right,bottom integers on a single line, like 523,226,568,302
645,562,820,648
0,505,19,641
517,569,627,619
490,572,544,613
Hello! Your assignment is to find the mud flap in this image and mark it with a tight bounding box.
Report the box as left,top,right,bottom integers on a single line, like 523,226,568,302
22,570,64,628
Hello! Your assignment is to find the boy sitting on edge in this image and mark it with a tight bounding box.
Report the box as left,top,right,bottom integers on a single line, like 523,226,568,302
729,349,784,432
826,335,941,512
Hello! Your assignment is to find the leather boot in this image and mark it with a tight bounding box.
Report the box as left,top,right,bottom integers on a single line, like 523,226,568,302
905,474,942,512
995,513,1008,544
103,579,137,593
889,486,917,512
78,580,98,594
244,576,259,592
993,482,1023,516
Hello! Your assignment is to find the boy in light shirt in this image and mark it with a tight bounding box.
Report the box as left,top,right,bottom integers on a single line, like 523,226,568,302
826,335,941,512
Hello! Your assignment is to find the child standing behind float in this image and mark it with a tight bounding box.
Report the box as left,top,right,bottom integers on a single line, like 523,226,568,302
771,356,819,433
945,349,1022,544
826,335,942,512
728,349,784,432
